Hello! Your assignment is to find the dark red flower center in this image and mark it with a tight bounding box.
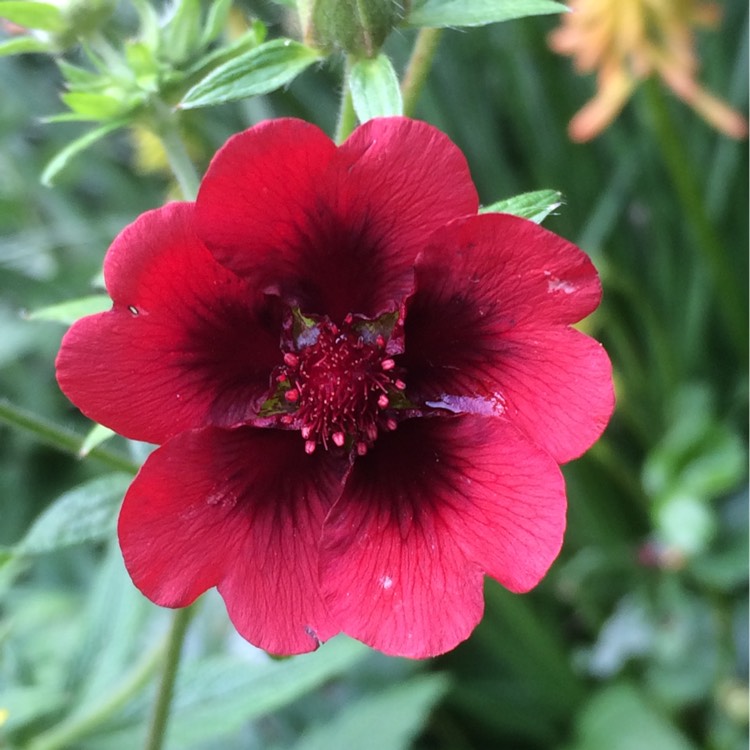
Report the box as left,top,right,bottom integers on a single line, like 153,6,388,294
261,310,407,455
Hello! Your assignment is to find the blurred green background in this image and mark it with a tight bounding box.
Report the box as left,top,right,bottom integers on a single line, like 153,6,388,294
1,1,747,748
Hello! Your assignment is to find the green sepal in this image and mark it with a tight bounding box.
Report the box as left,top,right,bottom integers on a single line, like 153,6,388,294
350,53,403,121
304,0,404,57
26,294,112,324
480,189,563,224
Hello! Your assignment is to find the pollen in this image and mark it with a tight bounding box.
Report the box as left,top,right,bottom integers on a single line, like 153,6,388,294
277,315,404,453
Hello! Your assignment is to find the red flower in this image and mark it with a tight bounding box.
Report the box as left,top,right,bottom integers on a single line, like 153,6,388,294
56,118,613,657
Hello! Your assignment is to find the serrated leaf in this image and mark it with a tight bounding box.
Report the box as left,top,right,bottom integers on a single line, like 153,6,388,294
0,0,63,31
0,34,50,56
184,24,266,79
200,0,233,47
16,473,131,555
480,189,563,223
26,294,111,324
407,0,567,28
350,53,403,122
290,674,450,750
41,119,127,186
180,38,322,109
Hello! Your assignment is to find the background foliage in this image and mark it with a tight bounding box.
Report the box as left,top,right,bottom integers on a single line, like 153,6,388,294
0,1,747,748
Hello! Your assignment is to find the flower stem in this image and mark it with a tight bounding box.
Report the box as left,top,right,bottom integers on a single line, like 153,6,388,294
143,606,195,750
643,79,746,358
335,57,357,144
401,28,443,117
0,399,138,474
152,101,201,200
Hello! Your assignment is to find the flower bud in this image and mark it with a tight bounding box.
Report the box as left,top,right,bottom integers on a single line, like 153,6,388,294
300,0,405,58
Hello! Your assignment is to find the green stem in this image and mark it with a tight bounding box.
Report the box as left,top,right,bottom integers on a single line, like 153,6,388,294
0,399,138,474
29,642,165,750
401,28,443,117
335,57,357,144
152,101,201,200
143,606,195,750
643,80,746,358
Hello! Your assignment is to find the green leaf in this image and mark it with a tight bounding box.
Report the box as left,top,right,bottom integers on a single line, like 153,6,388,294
184,23,266,79
567,683,697,750
290,674,450,750
0,0,64,31
407,0,567,28
41,119,127,186
26,294,111,324
0,34,51,56
16,473,131,555
480,189,563,223
90,636,371,749
199,0,233,47
78,423,116,457
350,53,403,121
180,38,322,109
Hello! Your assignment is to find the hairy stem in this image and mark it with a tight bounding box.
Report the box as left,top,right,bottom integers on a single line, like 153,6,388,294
152,100,201,200
143,606,195,750
0,399,137,474
335,57,358,144
401,28,443,117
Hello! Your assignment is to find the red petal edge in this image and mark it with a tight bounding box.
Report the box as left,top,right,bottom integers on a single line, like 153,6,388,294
118,426,344,654
404,214,614,462
196,117,479,320
320,415,566,658
56,202,281,444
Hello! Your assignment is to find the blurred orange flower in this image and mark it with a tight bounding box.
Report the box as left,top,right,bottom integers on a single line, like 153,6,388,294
549,0,748,141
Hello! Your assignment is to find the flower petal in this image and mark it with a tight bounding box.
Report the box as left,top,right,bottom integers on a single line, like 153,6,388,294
403,214,613,461
196,117,478,321
56,202,281,444
320,416,565,657
118,426,343,654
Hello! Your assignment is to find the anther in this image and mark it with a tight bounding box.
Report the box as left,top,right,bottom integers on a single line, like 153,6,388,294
304,440,317,454
386,418,397,431
283,352,299,367
381,358,395,371
394,379,406,390
356,442,368,456
332,431,346,447
285,389,300,403
377,394,389,409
